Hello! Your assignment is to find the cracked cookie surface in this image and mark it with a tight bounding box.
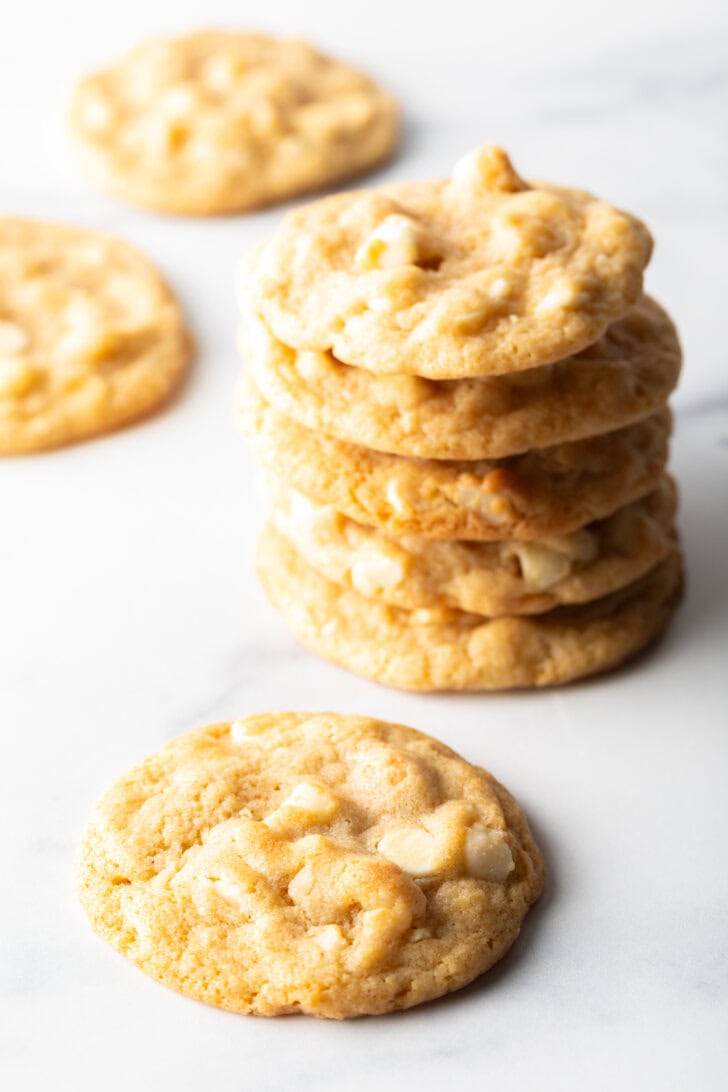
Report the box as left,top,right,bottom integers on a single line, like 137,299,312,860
70,31,399,215
0,218,190,453
246,145,652,378
258,525,683,691
76,712,544,1018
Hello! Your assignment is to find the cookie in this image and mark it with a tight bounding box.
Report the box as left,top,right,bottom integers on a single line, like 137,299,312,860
69,31,399,215
76,712,544,1018
267,476,678,617
0,219,191,454
239,376,671,541
240,295,680,459
246,145,652,378
258,524,683,690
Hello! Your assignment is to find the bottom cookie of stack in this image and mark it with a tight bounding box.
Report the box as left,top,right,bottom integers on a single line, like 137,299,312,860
257,522,683,691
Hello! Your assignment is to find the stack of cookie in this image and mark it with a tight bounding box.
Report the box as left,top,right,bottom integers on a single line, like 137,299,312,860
238,146,682,690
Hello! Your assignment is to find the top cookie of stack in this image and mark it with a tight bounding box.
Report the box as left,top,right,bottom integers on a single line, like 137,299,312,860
238,146,682,690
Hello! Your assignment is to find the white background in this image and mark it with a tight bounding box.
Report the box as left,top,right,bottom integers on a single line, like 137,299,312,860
1,1,727,1089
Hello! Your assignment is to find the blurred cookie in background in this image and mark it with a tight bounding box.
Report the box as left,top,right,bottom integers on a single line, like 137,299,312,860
69,31,400,215
0,218,191,453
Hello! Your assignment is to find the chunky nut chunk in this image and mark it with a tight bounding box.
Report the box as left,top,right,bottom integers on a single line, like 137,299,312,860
506,526,601,590
542,528,599,562
508,542,573,591
464,828,515,882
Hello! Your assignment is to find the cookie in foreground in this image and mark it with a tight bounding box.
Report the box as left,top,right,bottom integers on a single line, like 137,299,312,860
258,523,684,691
0,219,191,454
76,713,544,1018
69,31,399,215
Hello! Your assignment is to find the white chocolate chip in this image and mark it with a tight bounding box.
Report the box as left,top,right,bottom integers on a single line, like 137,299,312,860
378,827,441,877
542,528,599,563
158,84,199,119
296,349,329,383
282,781,339,816
288,863,314,901
229,718,268,743
355,215,422,271
366,294,396,314
288,487,318,525
265,780,341,831
0,357,38,399
488,276,511,299
409,607,458,625
212,877,250,909
203,53,243,94
81,95,114,133
508,528,598,589
454,484,510,525
452,305,493,334
509,541,573,591
311,924,346,952
386,479,410,516
0,321,29,353
537,279,580,314
56,294,117,367
143,114,189,155
488,218,527,260
350,552,404,597
78,241,108,267
451,146,526,195
464,828,514,882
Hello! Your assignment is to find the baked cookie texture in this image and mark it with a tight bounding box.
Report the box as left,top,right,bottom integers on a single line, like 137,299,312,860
70,31,399,215
240,376,671,542
258,525,683,691
237,146,682,690
246,146,653,378
240,295,681,459
0,219,191,453
76,712,545,1018
267,476,678,617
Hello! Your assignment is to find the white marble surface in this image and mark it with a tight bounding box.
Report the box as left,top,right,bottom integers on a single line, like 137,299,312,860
2,1,728,1088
